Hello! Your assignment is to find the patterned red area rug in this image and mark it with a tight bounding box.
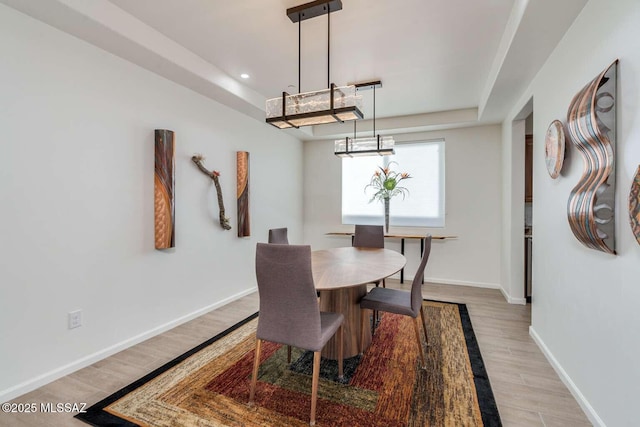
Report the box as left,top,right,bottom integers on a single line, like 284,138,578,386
76,300,501,426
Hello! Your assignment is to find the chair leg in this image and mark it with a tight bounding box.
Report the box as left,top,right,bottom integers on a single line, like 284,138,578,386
372,310,379,335
338,325,344,379
310,351,321,426
249,339,262,405
287,345,292,363
420,305,429,345
360,309,366,355
382,278,386,288
413,317,426,369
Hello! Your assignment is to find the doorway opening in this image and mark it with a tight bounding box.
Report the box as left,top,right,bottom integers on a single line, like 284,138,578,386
510,97,533,306
524,112,533,303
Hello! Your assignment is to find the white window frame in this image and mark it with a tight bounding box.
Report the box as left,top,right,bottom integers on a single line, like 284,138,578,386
341,140,445,228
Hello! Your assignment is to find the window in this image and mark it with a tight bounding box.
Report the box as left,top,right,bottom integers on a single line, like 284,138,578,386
341,140,445,227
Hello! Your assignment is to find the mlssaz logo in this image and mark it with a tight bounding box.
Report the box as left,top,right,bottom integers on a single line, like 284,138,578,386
40,402,87,413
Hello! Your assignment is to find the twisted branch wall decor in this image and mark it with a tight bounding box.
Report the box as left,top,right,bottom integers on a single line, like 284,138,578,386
155,129,175,249
566,60,618,254
236,151,250,237
629,166,640,246
191,155,232,230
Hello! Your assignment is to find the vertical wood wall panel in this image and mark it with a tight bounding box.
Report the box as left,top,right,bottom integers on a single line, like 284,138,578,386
237,151,250,237
154,129,175,249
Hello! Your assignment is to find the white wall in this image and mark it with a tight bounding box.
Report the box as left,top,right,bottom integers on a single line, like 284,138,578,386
303,125,503,290
501,117,527,302
0,5,303,401
503,0,640,425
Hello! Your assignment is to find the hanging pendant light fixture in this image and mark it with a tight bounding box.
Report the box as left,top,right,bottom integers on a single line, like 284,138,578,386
265,0,363,129
334,80,395,157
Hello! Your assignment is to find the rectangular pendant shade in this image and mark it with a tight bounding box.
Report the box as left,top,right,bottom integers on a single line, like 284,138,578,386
266,84,363,129
334,135,395,157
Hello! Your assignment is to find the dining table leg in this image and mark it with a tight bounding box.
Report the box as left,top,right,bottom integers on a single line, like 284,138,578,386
318,284,372,359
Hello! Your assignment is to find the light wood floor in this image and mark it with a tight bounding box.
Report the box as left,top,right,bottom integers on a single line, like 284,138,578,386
3,281,592,426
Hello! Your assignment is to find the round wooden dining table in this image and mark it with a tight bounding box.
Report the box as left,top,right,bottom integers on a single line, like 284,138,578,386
311,247,406,359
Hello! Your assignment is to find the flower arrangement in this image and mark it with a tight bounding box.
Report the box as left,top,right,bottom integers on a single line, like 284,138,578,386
365,161,411,202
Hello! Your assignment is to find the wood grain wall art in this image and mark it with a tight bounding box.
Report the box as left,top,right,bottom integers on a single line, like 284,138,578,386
629,165,640,246
191,154,232,230
154,129,175,249
236,151,250,237
566,60,617,254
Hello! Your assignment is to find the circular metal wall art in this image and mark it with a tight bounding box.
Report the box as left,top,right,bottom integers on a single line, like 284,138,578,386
630,165,640,246
545,119,565,179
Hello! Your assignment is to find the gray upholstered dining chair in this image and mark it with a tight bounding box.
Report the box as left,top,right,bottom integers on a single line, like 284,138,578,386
268,227,289,244
250,243,344,426
353,224,384,247
353,224,386,287
359,235,432,369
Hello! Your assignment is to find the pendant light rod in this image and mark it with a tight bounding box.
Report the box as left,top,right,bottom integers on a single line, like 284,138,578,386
374,86,379,150
353,80,382,134
373,84,376,136
298,20,301,93
327,3,330,88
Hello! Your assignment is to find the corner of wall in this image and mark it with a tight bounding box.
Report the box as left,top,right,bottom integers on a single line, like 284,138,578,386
500,286,526,305
529,326,605,427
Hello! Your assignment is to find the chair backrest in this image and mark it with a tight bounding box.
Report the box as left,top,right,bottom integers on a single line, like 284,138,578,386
255,243,322,350
268,227,289,244
353,225,384,248
411,235,432,315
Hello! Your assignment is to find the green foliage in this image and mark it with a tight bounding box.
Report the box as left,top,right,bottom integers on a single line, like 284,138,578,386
364,161,411,203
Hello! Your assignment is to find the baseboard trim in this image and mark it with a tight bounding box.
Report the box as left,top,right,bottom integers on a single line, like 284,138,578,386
423,276,501,290
0,287,257,403
419,276,525,305
499,287,527,305
529,326,605,427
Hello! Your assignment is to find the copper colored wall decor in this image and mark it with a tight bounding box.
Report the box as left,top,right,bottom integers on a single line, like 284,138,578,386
154,129,175,249
191,155,232,230
544,119,565,179
629,165,640,246
236,151,250,237
566,60,617,254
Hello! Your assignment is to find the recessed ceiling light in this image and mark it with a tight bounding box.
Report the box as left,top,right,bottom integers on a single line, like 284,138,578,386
240,73,250,79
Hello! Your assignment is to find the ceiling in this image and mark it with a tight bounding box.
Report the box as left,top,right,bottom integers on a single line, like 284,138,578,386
2,0,588,139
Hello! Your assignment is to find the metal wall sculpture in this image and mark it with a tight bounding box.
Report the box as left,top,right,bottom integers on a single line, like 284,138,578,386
236,151,250,237
630,165,640,246
544,120,566,179
566,60,617,254
154,129,175,249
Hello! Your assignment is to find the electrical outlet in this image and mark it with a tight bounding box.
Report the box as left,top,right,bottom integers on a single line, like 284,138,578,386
68,310,82,329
